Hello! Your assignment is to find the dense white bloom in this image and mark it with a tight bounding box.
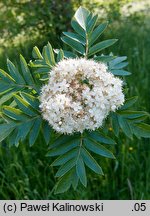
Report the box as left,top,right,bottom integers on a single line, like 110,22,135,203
40,58,124,134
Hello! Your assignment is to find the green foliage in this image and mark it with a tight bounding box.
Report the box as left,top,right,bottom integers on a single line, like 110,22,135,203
0,6,150,195
61,7,118,59
111,97,150,139
108,56,131,76
47,130,116,193
0,93,42,147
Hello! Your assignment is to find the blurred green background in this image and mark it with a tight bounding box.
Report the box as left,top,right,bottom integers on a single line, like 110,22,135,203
0,0,150,199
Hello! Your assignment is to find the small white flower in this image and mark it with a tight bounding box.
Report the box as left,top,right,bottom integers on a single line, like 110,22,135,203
40,58,125,134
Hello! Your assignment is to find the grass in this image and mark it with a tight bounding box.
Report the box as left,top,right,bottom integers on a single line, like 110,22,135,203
0,2,149,199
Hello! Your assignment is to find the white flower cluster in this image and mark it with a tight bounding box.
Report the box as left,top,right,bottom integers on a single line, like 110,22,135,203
40,58,124,134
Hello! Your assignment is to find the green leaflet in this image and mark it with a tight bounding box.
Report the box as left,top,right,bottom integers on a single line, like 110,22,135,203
3,106,28,121
84,138,115,159
74,6,90,30
0,69,15,83
86,131,116,145
55,158,76,177
54,49,77,59
0,123,15,142
49,134,79,149
7,59,25,84
81,148,103,175
20,55,35,85
111,108,149,139
29,59,49,68
15,120,35,144
111,113,120,137
14,95,37,117
132,123,150,138
94,55,116,63
46,139,80,157
110,62,128,69
48,132,114,193
87,14,98,34
118,116,133,139
32,46,43,60
51,148,78,166
42,42,55,66
109,56,127,67
71,19,86,38
1,91,41,146
76,156,87,186
20,92,40,110
89,22,108,46
120,96,138,110
29,118,42,146
0,56,38,97
109,56,131,76
56,49,64,62
61,36,85,55
64,51,77,58
8,128,19,146
117,110,148,119
63,32,86,45
111,69,131,76
54,169,74,194
0,92,14,106
42,121,52,145
88,39,118,56
62,7,113,59
30,42,55,80
0,82,13,93
71,169,79,190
